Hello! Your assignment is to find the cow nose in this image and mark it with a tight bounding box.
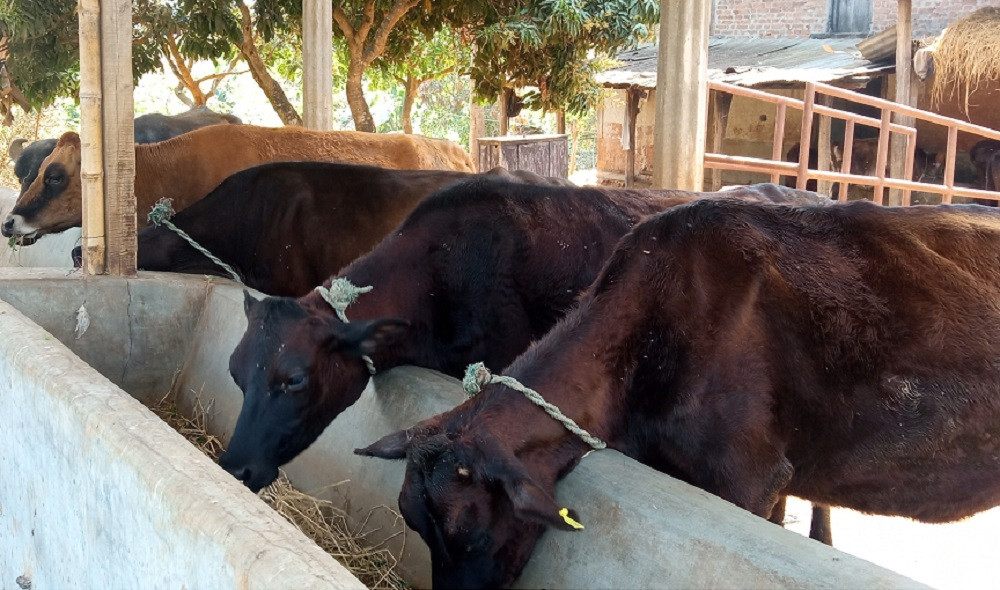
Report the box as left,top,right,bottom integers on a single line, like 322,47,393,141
1,217,14,237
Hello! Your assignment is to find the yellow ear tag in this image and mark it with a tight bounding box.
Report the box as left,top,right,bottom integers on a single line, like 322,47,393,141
559,507,584,530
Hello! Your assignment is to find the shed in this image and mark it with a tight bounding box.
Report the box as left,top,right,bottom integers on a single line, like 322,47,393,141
596,37,893,187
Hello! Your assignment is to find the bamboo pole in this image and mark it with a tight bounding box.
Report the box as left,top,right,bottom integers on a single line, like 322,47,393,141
888,0,914,206
78,0,105,275
101,0,137,275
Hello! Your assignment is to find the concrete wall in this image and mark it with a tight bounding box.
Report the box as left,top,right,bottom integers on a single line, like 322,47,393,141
166,277,929,589
0,274,364,590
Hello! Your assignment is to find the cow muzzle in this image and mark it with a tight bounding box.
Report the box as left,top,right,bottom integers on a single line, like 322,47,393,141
218,451,279,493
2,215,40,245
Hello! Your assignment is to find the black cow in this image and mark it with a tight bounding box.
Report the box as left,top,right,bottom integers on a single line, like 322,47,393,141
135,162,471,296
971,139,1000,191
360,199,1000,589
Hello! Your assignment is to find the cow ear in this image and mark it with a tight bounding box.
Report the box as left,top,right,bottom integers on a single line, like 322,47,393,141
328,318,410,356
482,441,583,532
355,429,411,459
8,138,27,161
56,131,80,149
504,476,582,532
243,290,258,317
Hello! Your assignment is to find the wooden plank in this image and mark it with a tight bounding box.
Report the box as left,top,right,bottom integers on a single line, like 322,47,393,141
873,108,892,205
709,90,734,190
302,0,333,130
817,94,833,197
770,102,786,184
625,89,641,188
838,119,855,201
78,0,105,275
551,137,569,179
888,0,914,206
102,0,136,276
652,0,711,190
796,83,815,190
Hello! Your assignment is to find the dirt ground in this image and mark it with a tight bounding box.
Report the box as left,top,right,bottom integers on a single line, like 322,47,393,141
783,497,1000,589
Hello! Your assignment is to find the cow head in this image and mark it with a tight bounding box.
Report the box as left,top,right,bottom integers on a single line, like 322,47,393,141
971,140,1000,191
357,422,583,589
2,132,83,240
219,291,408,492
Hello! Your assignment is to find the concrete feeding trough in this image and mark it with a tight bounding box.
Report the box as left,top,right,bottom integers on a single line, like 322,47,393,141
0,269,930,589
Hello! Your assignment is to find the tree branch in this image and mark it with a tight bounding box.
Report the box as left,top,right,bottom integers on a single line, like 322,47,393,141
332,5,359,48
361,0,421,64
356,0,378,45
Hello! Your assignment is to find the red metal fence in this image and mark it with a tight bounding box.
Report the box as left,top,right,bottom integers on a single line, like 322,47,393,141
704,81,1000,205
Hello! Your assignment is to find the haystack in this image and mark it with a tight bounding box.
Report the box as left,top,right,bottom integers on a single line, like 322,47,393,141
930,6,1000,112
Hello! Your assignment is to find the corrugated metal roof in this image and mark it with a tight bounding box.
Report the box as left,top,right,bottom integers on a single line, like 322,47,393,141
597,37,893,89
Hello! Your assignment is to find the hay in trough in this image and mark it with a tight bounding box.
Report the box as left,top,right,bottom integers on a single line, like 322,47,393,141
930,6,1000,112
152,394,410,590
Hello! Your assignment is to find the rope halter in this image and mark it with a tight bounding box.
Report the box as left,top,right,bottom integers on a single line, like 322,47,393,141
315,278,376,375
463,362,606,450
147,198,242,284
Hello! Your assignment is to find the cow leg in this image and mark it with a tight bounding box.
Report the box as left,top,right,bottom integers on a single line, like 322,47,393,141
768,496,787,525
809,504,833,546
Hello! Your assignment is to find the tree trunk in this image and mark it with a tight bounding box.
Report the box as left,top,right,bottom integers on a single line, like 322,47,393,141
238,2,302,126
401,74,420,134
345,60,376,133
469,98,485,172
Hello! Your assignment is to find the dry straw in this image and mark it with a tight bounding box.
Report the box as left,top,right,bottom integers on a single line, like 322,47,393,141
152,394,410,590
930,7,1000,113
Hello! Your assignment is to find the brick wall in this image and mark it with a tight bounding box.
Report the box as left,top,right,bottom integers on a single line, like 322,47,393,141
712,0,993,38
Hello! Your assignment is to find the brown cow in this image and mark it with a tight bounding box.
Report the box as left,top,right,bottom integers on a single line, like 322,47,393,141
360,198,1000,589
1,124,475,240
218,181,828,494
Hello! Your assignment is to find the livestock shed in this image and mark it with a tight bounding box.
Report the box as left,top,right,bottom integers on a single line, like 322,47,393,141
596,36,893,188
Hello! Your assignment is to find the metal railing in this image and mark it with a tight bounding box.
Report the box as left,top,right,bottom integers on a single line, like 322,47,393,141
704,80,1000,205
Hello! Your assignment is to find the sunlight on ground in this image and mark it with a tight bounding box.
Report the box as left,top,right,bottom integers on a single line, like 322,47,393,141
569,168,597,186
783,497,1000,590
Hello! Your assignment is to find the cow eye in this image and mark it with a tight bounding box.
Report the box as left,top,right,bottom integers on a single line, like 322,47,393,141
45,175,64,187
284,372,309,392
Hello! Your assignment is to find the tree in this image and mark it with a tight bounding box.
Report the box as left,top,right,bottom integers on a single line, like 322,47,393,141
469,0,659,115
175,0,303,124
373,27,469,134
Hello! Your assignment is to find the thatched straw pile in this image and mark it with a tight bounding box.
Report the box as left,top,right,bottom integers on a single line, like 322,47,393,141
930,6,1000,111
152,395,410,590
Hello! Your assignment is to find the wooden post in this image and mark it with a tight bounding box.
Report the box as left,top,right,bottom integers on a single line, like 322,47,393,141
796,83,816,190
80,0,136,276
556,111,566,134
888,0,914,206
873,108,892,205
652,0,711,190
302,0,333,130
499,88,510,136
770,102,787,184
78,0,105,275
625,89,642,188
708,89,733,190
469,98,485,172
817,94,834,197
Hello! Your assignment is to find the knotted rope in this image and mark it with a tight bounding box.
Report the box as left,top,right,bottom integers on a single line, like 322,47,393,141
147,198,242,283
463,362,606,450
315,278,376,375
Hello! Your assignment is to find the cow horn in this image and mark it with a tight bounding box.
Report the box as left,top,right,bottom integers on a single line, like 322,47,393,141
8,138,28,161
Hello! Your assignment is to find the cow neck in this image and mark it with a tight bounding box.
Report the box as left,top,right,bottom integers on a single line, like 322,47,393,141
133,138,207,226
305,265,425,372
462,308,627,484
